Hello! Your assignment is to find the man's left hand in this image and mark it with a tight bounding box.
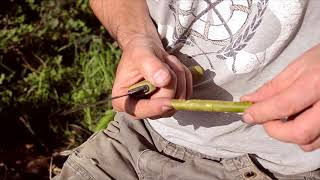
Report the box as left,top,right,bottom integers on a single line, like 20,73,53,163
241,44,320,152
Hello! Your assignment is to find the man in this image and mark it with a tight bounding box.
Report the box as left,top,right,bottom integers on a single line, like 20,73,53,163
56,0,320,179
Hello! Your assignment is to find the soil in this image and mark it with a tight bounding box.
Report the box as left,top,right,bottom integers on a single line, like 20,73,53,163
0,107,72,180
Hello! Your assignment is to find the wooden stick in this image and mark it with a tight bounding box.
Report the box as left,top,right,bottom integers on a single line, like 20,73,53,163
171,99,252,113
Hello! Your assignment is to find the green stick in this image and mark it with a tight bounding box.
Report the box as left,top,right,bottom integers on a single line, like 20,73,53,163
171,99,252,113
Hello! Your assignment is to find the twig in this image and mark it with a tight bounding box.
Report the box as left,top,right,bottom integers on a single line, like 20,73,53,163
32,53,47,67
69,124,92,137
171,99,252,113
0,59,15,74
19,116,36,137
49,155,53,180
18,116,48,152
13,47,38,72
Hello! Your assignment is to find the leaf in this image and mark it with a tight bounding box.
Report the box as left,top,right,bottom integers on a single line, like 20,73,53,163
94,110,116,132
0,74,5,85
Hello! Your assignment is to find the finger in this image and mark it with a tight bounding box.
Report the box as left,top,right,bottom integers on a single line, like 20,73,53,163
135,52,171,87
243,74,319,124
150,65,177,99
166,55,187,99
111,70,143,109
149,109,176,120
112,72,176,119
300,137,320,152
241,57,304,102
263,101,320,145
124,97,174,119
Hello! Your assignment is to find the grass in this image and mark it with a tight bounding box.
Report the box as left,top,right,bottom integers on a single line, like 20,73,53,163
0,0,121,179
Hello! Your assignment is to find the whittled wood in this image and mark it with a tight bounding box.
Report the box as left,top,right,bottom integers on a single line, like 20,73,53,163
171,99,252,113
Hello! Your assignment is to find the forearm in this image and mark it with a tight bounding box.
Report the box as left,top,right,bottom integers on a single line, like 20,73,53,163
89,0,161,48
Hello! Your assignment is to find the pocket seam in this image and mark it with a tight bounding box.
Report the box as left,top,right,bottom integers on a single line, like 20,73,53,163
136,149,152,175
66,155,95,180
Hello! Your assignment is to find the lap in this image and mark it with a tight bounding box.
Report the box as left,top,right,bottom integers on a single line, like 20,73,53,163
55,113,320,180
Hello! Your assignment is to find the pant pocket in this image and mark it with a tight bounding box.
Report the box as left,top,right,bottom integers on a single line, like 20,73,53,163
137,149,227,180
137,149,181,180
58,152,114,180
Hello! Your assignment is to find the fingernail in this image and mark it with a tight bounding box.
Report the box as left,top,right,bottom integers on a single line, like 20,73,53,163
153,69,170,86
162,105,173,112
243,113,254,124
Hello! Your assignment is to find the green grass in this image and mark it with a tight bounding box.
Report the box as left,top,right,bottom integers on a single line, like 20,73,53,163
0,0,122,178
0,0,121,148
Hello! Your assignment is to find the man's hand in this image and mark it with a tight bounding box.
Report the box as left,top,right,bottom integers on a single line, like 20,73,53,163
89,0,192,119
241,44,320,152
112,36,193,119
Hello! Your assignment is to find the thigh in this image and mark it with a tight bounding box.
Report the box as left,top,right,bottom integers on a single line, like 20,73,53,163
56,113,278,180
56,113,156,180
56,113,228,180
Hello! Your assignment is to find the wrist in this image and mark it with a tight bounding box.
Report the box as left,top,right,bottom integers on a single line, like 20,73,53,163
119,34,164,53
116,25,162,50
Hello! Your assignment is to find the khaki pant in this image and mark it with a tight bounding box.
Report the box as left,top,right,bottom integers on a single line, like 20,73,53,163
55,113,320,180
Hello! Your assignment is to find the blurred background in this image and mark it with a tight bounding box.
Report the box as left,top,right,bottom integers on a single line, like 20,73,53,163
0,0,120,179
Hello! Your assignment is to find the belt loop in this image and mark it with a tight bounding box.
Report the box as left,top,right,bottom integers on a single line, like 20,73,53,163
222,154,273,180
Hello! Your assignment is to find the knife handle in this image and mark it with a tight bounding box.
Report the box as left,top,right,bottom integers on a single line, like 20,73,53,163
128,65,204,98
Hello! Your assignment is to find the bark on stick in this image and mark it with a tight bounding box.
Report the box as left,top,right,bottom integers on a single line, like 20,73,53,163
171,99,252,113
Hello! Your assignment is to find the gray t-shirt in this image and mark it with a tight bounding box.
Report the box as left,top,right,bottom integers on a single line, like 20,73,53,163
146,0,320,175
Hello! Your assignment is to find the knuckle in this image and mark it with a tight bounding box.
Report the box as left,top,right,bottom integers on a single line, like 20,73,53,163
170,71,178,83
175,64,186,74
300,145,315,152
285,103,299,116
296,135,313,145
276,99,298,117
176,68,185,77
185,67,192,79
292,127,314,145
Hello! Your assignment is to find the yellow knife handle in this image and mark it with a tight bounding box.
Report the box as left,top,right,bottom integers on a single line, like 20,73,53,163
128,65,204,98
189,65,204,82
128,80,157,96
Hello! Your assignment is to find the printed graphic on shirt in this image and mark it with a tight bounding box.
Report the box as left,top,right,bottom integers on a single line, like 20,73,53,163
166,0,304,74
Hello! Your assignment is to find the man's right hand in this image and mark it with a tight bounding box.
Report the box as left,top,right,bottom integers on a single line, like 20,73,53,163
112,35,193,119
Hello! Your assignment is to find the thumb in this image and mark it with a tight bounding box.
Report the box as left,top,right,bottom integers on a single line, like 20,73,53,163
241,78,286,102
137,54,171,87
241,60,302,102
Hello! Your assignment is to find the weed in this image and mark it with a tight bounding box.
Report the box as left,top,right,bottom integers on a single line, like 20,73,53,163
0,0,120,151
